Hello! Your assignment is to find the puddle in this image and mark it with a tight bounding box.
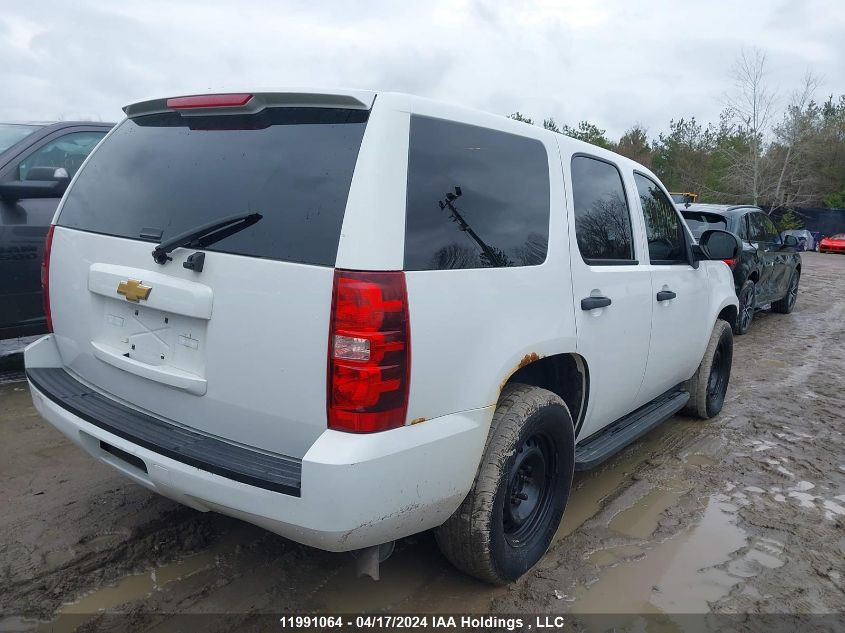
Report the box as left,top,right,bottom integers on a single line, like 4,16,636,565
684,454,715,467
608,489,684,539
571,496,747,617
727,537,785,577
299,538,497,614
556,428,685,540
34,550,217,632
588,545,644,567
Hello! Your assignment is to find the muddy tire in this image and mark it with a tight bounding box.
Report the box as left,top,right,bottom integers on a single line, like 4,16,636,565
434,384,575,585
772,270,799,314
684,319,733,419
734,280,756,335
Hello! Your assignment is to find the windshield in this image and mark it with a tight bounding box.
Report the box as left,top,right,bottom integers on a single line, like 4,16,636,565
682,212,727,238
0,123,41,153
831,234,845,240
57,108,368,266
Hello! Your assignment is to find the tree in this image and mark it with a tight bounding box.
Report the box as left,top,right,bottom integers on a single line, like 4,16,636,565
615,124,652,168
779,209,804,230
769,73,821,212
508,112,534,125
543,118,560,133
722,47,777,205
561,121,611,149
651,118,717,196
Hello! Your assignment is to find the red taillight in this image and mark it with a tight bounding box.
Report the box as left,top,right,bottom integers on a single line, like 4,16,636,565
328,270,410,433
166,93,253,109
722,258,737,270
41,225,55,332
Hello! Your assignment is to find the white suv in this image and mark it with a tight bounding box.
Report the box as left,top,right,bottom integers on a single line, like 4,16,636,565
25,90,740,584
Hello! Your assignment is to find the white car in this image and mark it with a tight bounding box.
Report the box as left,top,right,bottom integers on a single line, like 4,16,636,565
25,90,739,584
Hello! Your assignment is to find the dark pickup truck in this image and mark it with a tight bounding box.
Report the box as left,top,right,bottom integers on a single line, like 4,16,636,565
0,121,112,338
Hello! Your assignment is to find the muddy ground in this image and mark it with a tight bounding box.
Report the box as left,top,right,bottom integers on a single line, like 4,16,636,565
1,253,844,632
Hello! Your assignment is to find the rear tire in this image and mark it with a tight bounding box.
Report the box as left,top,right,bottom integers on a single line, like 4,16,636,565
772,270,799,314
684,320,733,419
733,280,756,335
435,384,575,585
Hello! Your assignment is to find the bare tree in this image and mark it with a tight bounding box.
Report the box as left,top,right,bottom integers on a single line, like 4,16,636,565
770,72,821,211
723,47,777,205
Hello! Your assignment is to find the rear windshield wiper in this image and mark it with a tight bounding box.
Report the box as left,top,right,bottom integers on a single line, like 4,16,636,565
151,212,263,265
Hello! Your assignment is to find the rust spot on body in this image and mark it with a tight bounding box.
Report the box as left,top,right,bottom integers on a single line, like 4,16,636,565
500,352,543,393
517,352,540,369
410,417,426,425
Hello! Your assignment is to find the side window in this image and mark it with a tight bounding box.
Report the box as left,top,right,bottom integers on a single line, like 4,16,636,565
570,156,635,263
633,173,687,263
760,214,780,243
18,131,106,180
748,213,772,243
404,116,550,270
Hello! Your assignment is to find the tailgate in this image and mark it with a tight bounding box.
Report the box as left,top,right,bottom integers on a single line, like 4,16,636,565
47,100,369,458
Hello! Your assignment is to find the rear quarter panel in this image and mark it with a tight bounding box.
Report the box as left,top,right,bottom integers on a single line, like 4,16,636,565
337,94,577,425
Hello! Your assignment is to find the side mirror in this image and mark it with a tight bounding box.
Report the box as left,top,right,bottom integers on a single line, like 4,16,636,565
695,229,741,261
0,167,70,201
782,235,799,248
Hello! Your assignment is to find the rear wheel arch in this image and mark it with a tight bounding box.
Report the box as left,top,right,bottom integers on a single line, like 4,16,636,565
503,353,588,435
718,305,738,329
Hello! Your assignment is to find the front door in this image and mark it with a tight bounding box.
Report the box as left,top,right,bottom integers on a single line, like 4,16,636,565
563,151,652,437
0,129,107,333
632,173,711,396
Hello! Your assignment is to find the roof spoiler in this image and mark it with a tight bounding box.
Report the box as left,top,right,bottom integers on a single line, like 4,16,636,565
123,90,375,118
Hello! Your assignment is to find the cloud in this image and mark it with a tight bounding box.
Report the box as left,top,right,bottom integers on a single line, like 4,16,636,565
0,0,842,138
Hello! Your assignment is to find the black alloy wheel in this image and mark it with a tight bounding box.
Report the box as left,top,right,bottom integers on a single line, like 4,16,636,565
735,281,755,335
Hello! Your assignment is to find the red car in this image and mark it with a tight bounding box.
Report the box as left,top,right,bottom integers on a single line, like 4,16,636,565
819,233,845,254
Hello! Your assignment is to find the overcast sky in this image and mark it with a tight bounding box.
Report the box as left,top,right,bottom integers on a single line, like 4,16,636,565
1,0,843,139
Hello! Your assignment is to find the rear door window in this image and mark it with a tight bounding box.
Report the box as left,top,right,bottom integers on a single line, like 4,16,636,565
18,131,106,180
748,212,777,244
57,108,368,267
634,173,687,263
681,212,727,238
570,155,635,264
404,116,550,270
759,213,781,244
737,215,749,240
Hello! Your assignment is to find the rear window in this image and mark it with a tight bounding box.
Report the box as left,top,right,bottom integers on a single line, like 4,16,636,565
57,108,368,266
404,116,550,270
682,212,727,238
0,124,40,153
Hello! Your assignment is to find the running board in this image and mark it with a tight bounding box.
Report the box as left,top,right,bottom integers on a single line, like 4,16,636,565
574,388,689,471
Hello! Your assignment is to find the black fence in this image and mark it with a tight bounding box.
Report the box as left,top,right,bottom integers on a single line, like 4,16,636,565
767,206,845,236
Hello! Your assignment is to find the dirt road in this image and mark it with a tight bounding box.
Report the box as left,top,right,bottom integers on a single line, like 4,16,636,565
2,253,844,631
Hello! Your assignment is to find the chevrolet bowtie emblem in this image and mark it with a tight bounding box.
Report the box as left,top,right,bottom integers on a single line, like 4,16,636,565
116,279,152,302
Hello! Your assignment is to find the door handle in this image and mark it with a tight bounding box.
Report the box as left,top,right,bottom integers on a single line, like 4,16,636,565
581,296,612,310
656,290,677,302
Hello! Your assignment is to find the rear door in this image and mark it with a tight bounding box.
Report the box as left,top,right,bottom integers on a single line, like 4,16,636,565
49,103,369,458
747,211,781,301
757,212,791,298
633,173,711,395
564,153,652,436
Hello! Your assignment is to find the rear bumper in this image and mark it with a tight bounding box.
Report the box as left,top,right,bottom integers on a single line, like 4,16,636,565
25,335,492,551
